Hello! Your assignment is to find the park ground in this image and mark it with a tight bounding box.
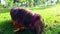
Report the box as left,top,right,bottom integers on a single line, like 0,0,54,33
0,3,60,34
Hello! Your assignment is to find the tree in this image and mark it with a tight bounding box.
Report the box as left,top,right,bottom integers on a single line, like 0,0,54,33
28,0,34,7
7,0,14,7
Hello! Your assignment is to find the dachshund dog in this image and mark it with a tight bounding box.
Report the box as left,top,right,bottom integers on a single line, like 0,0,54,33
10,7,44,34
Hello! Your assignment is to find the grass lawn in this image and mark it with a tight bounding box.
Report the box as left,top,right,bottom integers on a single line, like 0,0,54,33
0,4,60,34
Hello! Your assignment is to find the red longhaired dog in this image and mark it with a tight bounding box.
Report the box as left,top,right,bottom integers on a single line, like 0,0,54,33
10,7,44,34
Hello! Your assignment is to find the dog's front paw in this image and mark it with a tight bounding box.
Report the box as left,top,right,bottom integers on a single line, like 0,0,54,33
14,28,20,32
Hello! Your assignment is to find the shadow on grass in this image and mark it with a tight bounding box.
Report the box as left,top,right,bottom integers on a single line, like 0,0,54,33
0,8,11,13
0,20,15,34
30,7,45,10
29,6,54,10
0,20,34,34
0,6,53,14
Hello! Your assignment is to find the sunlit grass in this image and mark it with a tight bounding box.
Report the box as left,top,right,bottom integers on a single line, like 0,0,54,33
0,4,60,34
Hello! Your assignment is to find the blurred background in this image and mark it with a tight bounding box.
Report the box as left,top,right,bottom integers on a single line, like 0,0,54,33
0,0,60,34
0,0,60,8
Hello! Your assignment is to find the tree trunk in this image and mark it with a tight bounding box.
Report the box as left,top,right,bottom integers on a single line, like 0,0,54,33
26,0,28,7
33,0,38,7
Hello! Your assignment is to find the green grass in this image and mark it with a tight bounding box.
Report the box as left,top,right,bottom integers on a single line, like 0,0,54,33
0,4,60,34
